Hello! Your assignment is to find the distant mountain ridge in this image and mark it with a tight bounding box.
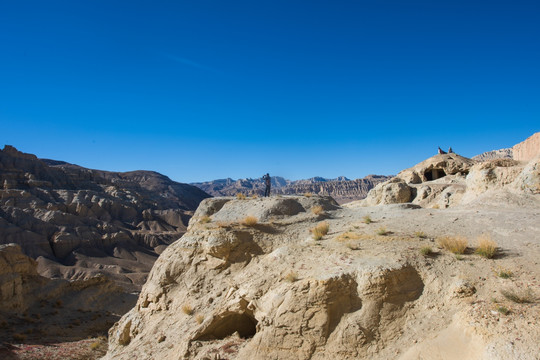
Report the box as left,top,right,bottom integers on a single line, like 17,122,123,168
192,174,392,204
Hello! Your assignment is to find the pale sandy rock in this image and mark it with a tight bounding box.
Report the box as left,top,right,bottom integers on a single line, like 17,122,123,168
363,178,413,206
511,154,540,194
398,153,475,184
512,132,540,162
104,194,540,359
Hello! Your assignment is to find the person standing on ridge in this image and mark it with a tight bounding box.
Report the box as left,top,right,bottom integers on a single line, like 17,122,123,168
263,173,271,197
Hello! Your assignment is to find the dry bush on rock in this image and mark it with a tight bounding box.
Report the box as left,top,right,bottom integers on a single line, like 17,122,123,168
475,233,497,258
311,221,329,240
311,205,324,215
438,236,468,254
242,216,258,227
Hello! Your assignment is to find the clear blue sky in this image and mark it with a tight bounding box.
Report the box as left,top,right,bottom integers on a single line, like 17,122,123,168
1,1,538,183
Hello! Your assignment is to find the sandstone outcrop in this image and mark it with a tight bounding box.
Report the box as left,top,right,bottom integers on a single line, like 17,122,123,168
193,175,391,204
356,148,539,208
0,146,210,290
473,132,540,162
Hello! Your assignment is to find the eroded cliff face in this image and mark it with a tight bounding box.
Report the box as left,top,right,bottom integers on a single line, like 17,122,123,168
0,146,211,290
104,195,540,359
473,132,540,162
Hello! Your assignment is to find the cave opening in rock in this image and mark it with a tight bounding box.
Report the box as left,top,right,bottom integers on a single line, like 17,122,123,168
195,313,258,340
424,168,446,181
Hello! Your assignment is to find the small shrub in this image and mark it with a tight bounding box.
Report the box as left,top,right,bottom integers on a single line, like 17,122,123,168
362,215,372,224
432,204,440,209
420,246,433,256
475,234,497,259
182,304,194,315
376,227,389,236
497,306,510,315
303,192,313,197
251,194,259,199
284,272,298,283
236,193,246,200
336,231,363,242
455,254,464,261
438,236,468,254
311,205,324,215
501,288,535,304
216,221,230,228
496,268,513,279
311,221,329,240
415,231,427,239
242,216,258,226
54,299,63,308
346,242,361,250
200,215,211,224
196,314,204,324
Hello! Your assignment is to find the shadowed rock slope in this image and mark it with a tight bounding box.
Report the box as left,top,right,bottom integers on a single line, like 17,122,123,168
0,243,136,345
0,145,211,290
104,195,539,359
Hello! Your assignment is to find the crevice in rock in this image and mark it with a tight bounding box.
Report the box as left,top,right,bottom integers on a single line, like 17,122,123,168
195,312,258,340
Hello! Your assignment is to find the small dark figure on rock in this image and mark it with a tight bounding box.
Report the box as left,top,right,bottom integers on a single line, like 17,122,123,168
438,147,447,155
448,147,454,153
262,173,271,197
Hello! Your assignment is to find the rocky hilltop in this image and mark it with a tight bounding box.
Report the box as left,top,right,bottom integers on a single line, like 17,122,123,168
0,145,211,290
193,175,391,204
353,151,539,209
105,191,540,359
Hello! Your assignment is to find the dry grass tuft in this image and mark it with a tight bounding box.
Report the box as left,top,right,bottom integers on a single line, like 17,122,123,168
311,221,330,240
236,193,247,200
311,205,324,215
376,227,389,236
438,236,468,254
251,194,259,199
181,304,194,315
200,215,211,224
496,268,513,279
475,233,497,259
497,306,510,315
420,246,433,256
415,231,427,238
196,314,204,324
284,272,298,282
362,215,372,224
216,221,231,228
242,216,258,226
303,192,313,197
501,288,535,304
346,241,361,250
336,231,362,242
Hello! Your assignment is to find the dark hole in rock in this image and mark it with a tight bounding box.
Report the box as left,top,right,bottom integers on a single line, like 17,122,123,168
196,313,257,340
424,168,446,181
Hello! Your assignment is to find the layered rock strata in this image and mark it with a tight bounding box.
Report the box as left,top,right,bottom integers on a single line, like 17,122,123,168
193,175,391,204
0,146,211,290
